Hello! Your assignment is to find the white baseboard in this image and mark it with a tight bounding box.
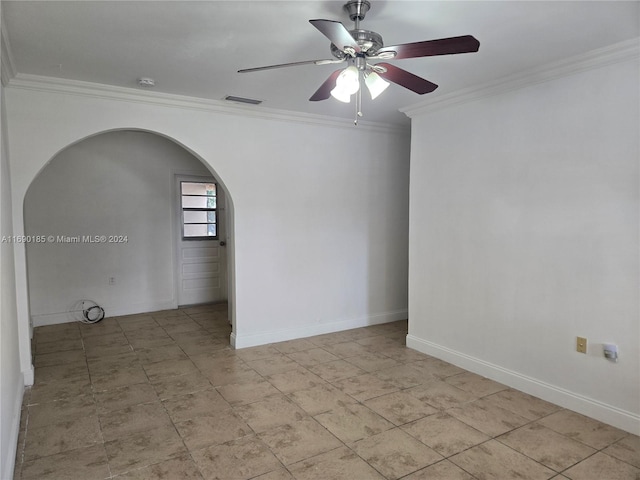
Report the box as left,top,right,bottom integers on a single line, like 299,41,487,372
22,365,34,387
31,299,178,327
2,372,24,480
406,334,640,435
232,310,408,349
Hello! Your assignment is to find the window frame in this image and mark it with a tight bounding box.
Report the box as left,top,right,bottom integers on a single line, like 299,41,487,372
180,181,218,241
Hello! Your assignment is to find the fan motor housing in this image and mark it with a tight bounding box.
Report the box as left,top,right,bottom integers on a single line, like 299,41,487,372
330,29,383,58
344,0,371,21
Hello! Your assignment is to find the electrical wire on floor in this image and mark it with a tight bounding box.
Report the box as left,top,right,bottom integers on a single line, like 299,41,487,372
69,299,105,324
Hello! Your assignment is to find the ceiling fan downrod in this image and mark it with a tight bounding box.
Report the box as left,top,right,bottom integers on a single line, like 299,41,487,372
344,0,371,29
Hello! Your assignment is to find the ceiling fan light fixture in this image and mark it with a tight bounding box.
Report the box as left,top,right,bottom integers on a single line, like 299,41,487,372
364,71,389,99
330,65,361,102
239,0,479,122
337,65,360,94
330,85,353,103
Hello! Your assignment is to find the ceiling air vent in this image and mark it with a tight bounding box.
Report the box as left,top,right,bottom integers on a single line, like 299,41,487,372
224,95,263,105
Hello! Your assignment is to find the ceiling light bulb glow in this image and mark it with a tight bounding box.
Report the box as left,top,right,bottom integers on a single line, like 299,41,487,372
336,66,360,95
364,71,390,100
330,85,352,103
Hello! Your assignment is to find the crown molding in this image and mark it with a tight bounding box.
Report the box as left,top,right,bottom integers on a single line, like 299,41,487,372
1,13,17,87
6,73,408,135
401,37,640,118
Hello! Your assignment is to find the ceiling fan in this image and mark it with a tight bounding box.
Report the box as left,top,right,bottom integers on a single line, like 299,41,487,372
239,0,480,123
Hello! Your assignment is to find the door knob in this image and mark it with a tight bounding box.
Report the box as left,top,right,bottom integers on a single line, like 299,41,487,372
219,241,226,246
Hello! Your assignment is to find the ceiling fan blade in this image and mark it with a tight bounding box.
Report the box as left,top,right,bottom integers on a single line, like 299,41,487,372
375,35,480,60
309,19,361,53
238,58,344,73
375,63,438,95
309,69,343,101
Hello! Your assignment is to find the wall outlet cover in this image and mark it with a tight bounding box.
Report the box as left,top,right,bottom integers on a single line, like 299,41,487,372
576,336,587,354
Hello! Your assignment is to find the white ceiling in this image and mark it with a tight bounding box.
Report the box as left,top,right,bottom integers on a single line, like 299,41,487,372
3,1,639,126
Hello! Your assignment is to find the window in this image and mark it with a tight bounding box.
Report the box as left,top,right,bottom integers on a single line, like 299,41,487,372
181,182,217,239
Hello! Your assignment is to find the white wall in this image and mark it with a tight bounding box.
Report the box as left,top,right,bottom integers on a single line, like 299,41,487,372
24,130,211,326
0,70,23,480
5,80,410,355
406,55,639,433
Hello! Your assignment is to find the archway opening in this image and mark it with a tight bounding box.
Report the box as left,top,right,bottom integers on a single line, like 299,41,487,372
23,129,235,346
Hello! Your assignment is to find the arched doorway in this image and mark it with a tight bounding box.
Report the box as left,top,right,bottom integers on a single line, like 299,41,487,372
23,129,234,342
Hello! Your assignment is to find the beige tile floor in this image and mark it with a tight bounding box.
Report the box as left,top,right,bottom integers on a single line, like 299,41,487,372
13,304,640,480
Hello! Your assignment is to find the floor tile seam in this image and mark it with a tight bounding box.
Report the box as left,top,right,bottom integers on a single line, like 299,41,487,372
338,355,387,374
444,405,532,441
79,326,126,340
103,449,185,480
532,409,630,452
466,415,599,475
394,458,478,480
86,361,135,387
445,437,533,473
32,364,91,385
141,356,201,381
258,417,350,468
98,438,114,480
26,390,100,431
110,398,193,475
33,333,82,345
326,378,400,404
260,365,316,393
25,343,97,416
96,395,163,417
589,439,640,470
345,431,443,480
315,395,402,436
425,457,481,480
399,449,458,478
282,445,352,478
229,390,314,428
177,417,257,456
477,390,556,417
312,370,368,384
455,387,511,401
256,435,297,478
184,449,210,480
90,347,154,394
315,403,394,440
449,392,538,426
400,416,490,459
464,391,554,422
20,440,106,468
373,409,440,430
606,429,640,445
182,428,264,462
13,411,29,476
283,349,342,368
301,359,367,381
491,427,598,474
32,344,84,356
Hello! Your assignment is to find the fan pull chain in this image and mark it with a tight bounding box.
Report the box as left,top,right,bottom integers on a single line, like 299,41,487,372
355,73,363,125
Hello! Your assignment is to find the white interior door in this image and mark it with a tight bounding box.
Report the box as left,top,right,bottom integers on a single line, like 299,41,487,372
176,175,227,306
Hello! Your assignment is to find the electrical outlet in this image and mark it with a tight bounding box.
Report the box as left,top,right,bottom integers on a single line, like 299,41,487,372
108,277,116,285
576,336,587,354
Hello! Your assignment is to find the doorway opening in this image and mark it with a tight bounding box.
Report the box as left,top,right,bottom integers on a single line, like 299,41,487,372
176,175,228,307
23,129,235,343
